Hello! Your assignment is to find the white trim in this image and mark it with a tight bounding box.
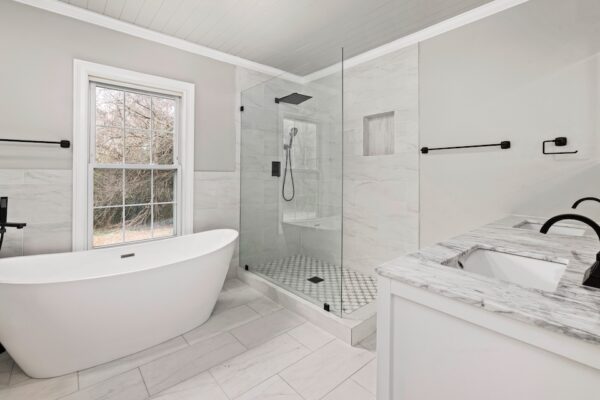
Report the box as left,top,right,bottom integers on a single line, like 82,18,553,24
14,0,304,84
304,0,530,82
72,59,194,251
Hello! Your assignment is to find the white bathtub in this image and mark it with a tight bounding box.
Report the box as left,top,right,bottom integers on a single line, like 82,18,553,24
0,229,238,378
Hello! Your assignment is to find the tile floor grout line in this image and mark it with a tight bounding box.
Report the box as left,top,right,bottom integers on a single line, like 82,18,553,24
207,368,233,400
138,367,152,399
208,332,312,400
147,334,249,396
349,361,376,395
279,341,376,400
7,359,15,386
272,333,326,380
225,309,306,348
351,375,375,397
215,351,306,400
278,372,308,400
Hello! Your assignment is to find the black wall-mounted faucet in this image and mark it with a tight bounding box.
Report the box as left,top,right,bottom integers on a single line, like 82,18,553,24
0,197,27,252
572,197,600,209
540,213,600,289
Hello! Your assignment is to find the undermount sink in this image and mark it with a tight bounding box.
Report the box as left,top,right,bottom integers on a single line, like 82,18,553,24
514,221,586,237
445,248,567,292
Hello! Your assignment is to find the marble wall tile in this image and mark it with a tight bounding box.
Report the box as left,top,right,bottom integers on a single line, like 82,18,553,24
340,45,420,276
0,170,24,185
24,170,71,185
0,168,72,258
0,228,23,258
22,221,71,256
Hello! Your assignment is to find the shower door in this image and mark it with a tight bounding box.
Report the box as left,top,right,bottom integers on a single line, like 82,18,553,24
240,64,344,316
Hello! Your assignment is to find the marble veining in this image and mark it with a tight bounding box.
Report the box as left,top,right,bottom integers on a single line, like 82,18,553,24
377,215,600,345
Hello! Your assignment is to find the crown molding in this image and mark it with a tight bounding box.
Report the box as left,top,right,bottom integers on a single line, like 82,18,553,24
304,0,530,82
12,0,529,83
11,0,306,83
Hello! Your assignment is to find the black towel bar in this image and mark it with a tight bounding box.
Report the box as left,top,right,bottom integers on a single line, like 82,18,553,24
0,138,70,148
421,141,510,154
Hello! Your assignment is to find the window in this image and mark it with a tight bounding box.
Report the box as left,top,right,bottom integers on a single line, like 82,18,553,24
73,60,194,251
91,84,178,247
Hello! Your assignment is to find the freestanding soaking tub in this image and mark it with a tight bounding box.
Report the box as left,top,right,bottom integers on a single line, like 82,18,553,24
0,229,238,378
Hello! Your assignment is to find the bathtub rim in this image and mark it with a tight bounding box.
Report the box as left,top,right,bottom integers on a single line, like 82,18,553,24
0,229,238,285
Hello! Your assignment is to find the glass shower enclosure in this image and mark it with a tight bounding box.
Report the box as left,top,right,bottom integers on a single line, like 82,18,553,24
240,61,346,316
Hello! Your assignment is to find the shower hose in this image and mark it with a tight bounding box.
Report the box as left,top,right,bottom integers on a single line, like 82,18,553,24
282,146,295,201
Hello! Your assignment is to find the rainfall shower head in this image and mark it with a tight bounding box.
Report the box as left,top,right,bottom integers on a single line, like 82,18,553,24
275,93,312,105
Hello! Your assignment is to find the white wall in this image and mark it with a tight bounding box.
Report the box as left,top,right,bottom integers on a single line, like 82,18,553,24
420,0,600,246
0,0,237,171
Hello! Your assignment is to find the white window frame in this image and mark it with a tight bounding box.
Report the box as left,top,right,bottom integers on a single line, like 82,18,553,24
73,60,194,251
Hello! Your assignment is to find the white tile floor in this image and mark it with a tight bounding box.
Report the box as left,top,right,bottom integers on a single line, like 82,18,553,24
0,279,376,400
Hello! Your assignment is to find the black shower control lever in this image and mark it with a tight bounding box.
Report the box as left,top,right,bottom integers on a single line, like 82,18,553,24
542,137,578,155
271,161,281,177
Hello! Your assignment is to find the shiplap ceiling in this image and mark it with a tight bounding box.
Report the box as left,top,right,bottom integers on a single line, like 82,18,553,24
59,0,494,75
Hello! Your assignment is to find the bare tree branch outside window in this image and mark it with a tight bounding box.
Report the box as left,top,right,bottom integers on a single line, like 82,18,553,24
92,85,177,247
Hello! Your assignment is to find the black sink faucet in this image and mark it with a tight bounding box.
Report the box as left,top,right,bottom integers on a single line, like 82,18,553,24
572,197,600,209
540,214,600,289
540,214,600,241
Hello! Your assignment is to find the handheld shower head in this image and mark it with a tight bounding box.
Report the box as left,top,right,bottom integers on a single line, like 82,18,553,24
286,127,298,149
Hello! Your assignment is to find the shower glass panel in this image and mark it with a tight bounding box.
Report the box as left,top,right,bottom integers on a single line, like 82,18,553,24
240,56,344,316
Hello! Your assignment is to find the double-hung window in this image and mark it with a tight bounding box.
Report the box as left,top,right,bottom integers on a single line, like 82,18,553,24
73,60,194,250
91,84,179,247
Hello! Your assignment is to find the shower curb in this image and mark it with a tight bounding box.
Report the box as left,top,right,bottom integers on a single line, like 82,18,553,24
237,267,376,345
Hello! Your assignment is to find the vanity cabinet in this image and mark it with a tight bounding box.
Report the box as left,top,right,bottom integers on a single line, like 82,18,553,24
376,276,600,400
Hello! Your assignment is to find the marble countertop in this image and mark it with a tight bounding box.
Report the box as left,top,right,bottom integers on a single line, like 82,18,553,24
376,215,600,345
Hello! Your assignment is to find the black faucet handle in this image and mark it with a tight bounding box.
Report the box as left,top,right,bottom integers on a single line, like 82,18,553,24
0,197,7,226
